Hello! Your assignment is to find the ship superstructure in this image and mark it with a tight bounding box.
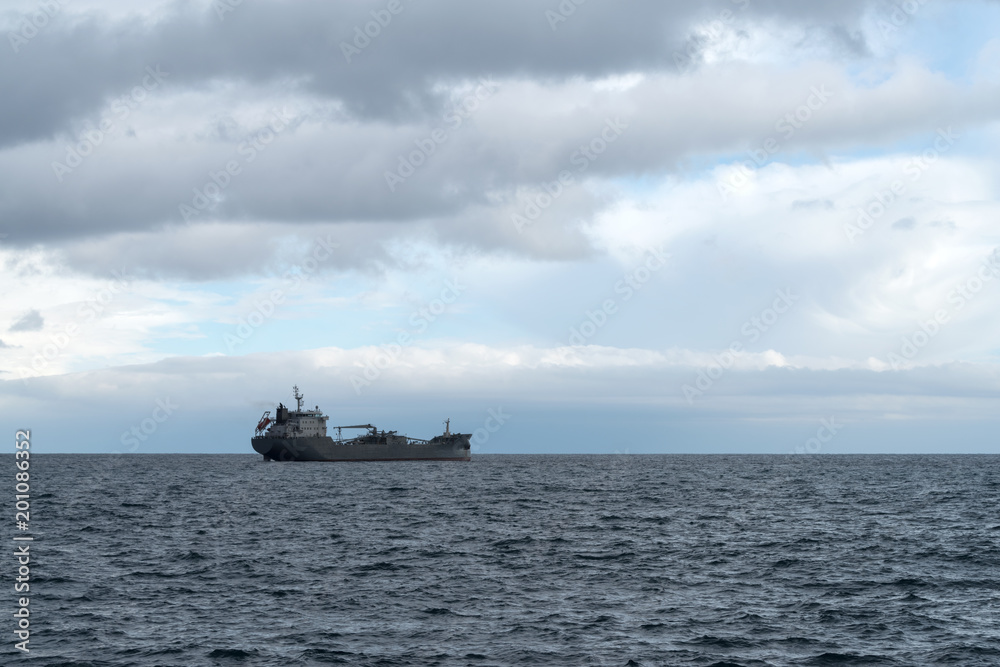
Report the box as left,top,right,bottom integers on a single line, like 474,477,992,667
251,386,471,462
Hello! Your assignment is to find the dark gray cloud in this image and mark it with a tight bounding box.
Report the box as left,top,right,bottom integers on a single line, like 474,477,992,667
9,309,43,332
55,221,410,281
0,0,877,147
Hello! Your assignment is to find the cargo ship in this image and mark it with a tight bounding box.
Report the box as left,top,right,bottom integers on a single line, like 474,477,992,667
251,386,471,461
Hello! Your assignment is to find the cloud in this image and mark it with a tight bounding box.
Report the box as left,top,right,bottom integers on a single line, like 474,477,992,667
2,148,998,378
2,344,999,452
1,0,999,453
6,0,993,270
9,309,43,332
792,199,835,210
0,0,880,147
6,342,1000,409
1,59,996,274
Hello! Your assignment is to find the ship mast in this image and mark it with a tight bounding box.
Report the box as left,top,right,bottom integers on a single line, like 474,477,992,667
293,385,304,412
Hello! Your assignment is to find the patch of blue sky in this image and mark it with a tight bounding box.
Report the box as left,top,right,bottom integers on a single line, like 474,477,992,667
182,267,463,350
843,61,896,90
592,102,990,201
688,125,971,175
144,321,227,358
607,157,737,200
893,0,1000,82
823,124,983,163
604,172,671,201
146,290,481,358
203,254,673,354
611,133,976,201
182,312,361,357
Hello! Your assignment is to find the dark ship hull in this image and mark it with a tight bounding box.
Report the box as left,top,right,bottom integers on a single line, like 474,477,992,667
252,433,471,462
252,386,471,462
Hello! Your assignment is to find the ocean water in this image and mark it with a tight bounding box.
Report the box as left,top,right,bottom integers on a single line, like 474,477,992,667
12,454,1000,666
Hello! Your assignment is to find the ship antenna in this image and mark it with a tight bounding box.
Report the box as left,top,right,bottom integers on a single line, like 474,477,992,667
444,418,450,435
293,385,303,412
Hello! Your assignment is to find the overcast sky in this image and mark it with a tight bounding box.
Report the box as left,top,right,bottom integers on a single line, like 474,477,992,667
2,0,999,453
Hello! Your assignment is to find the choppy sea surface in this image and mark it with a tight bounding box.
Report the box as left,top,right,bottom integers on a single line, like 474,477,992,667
11,454,1000,666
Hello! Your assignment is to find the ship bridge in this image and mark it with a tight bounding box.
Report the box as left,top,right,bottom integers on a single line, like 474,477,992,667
265,385,329,438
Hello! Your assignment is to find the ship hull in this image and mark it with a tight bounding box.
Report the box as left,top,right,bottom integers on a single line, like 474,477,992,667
251,435,471,462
